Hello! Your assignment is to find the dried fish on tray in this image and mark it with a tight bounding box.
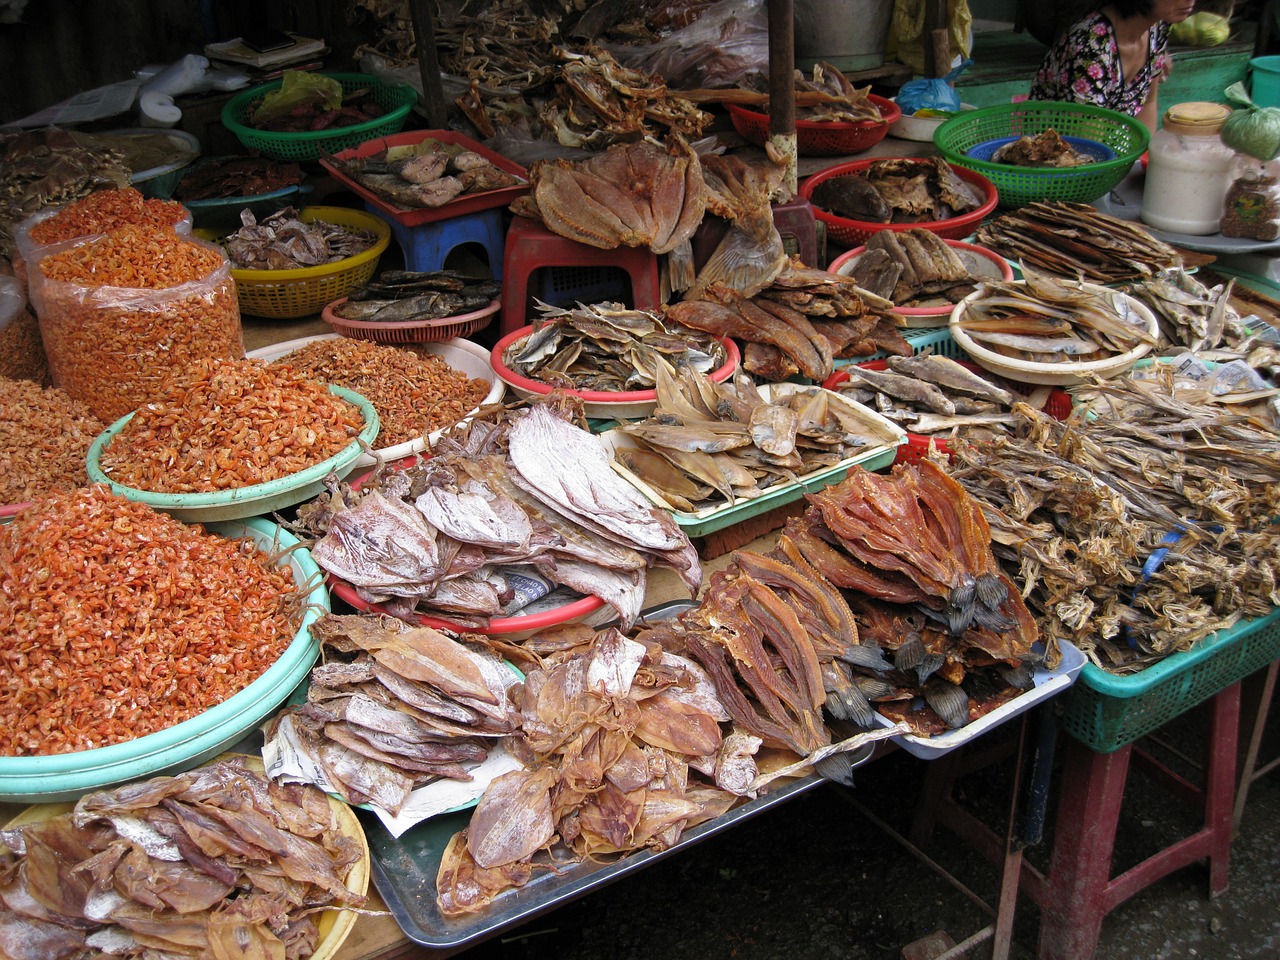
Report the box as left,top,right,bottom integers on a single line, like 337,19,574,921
0,756,368,958
943,382,1280,673
973,200,1182,284
325,137,523,211
828,352,1065,445
287,398,701,633
602,376,905,537
501,301,729,392
669,261,912,383
264,612,525,829
736,61,886,124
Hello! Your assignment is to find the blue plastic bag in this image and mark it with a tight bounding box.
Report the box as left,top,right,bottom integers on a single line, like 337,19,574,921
895,60,971,116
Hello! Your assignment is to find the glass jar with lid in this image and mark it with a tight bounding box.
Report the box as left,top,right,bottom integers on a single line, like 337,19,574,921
1141,102,1237,235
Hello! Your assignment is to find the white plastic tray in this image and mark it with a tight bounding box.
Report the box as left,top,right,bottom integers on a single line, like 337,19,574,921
247,334,504,466
873,638,1086,759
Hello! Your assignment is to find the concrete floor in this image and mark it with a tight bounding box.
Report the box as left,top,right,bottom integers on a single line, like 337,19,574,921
444,676,1280,960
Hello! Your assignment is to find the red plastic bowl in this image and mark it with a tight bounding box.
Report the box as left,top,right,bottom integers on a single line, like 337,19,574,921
727,95,901,156
800,159,999,247
491,326,740,419
0,501,31,523
828,239,1014,320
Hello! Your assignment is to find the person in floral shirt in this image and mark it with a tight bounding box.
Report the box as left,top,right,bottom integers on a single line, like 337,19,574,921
1029,1,1197,132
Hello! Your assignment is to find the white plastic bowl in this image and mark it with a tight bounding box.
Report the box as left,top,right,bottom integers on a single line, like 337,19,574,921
949,281,1159,386
246,334,505,467
888,102,977,142
0,518,328,803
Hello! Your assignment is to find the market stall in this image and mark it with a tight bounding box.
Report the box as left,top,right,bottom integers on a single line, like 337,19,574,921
2,5,1280,960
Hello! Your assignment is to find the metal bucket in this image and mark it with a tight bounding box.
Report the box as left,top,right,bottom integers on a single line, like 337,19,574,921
795,0,895,73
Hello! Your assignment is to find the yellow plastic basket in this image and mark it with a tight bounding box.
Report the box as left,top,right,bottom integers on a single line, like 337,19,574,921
211,206,392,320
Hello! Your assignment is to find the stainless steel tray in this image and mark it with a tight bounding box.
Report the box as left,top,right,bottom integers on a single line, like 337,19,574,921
361,599,825,950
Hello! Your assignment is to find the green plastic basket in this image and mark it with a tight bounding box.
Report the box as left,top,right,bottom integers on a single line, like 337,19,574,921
220,72,417,162
933,101,1150,209
1058,606,1280,754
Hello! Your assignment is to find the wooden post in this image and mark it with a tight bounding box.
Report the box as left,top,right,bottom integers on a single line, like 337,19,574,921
408,0,448,129
767,0,798,198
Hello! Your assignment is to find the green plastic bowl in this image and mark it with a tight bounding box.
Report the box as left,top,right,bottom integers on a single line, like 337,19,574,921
933,101,1150,209
0,517,329,803
86,385,379,522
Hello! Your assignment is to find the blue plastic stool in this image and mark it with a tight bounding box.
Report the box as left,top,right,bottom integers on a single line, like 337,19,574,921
372,205,507,280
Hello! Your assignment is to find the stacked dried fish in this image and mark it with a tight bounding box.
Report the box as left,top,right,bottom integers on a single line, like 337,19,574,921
0,126,131,259
613,368,893,511
174,156,303,200
844,227,982,307
669,261,910,382
327,140,523,211
834,353,1037,439
504,301,728,391
956,266,1158,362
513,134,706,254
973,201,1182,283
781,459,1042,733
1119,267,1243,355
0,757,365,958
290,399,700,630
536,45,711,150
222,207,376,270
808,157,987,225
945,382,1280,671
265,613,519,816
333,268,500,323
436,625,744,916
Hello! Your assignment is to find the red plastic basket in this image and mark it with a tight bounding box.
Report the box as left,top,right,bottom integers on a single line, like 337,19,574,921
726,95,901,157
322,297,500,344
800,159,999,247
823,358,1071,465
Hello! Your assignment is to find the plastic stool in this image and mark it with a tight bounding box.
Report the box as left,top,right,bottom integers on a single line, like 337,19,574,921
373,205,507,280
909,684,1242,960
500,216,662,338
691,196,820,271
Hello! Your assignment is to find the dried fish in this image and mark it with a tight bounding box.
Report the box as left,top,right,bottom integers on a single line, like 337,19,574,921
503,300,727,391
328,138,523,212
974,201,1182,283
221,206,376,270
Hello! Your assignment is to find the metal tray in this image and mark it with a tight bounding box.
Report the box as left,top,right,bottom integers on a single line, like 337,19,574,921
872,638,1087,759
598,383,907,538
362,598,825,950
360,766,823,951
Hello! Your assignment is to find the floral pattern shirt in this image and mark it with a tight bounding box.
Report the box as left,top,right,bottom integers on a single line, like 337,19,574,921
1029,11,1170,117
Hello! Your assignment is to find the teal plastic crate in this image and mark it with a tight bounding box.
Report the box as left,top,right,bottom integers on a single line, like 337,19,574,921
1058,606,1280,754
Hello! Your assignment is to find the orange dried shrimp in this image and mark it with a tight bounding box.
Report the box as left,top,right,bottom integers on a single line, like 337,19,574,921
275,338,490,448
0,486,303,757
98,357,366,493
38,224,223,289
28,186,188,245
0,376,105,503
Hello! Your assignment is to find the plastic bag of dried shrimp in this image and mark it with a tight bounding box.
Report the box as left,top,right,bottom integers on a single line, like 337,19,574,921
28,224,243,422
12,187,192,294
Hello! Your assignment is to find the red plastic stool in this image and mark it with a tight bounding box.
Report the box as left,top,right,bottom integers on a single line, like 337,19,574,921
499,216,663,338
910,683,1241,960
691,196,820,271
373,205,507,280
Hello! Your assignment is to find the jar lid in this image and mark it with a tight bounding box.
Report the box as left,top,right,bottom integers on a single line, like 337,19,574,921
1162,102,1232,135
